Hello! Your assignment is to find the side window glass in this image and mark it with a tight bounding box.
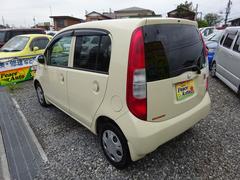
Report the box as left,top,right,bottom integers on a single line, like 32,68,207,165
30,38,49,50
48,36,72,67
73,35,111,73
220,34,225,45
203,29,208,36
74,35,100,71
208,28,213,35
233,36,240,53
223,34,236,48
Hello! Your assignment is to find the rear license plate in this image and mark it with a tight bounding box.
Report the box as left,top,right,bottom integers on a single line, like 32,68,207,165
176,80,195,101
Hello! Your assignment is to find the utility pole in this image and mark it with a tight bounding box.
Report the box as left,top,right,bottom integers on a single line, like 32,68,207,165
49,5,54,29
2,16,5,26
33,17,36,27
224,0,232,25
194,4,198,20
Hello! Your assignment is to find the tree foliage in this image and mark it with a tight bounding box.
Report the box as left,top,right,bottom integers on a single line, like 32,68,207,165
204,13,223,26
177,1,193,11
197,20,209,28
174,1,195,20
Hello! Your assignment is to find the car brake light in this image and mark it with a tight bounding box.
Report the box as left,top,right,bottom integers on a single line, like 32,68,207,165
200,33,208,57
127,27,147,120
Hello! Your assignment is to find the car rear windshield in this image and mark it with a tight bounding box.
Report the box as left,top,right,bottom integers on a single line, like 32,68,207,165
143,24,206,82
0,32,6,43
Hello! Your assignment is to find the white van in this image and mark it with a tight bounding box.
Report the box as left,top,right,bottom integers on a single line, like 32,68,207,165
34,18,211,169
211,26,240,95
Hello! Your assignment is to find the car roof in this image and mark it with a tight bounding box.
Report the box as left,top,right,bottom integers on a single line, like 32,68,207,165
226,26,240,31
17,34,52,38
0,28,44,32
61,18,197,34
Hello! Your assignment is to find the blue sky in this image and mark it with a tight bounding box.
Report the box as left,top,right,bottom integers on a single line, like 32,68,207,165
1,0,240,27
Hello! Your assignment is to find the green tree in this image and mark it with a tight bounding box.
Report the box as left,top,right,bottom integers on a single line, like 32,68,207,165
197,19,209,28
174,1,195,20
177,1,193,11
204,13,223,26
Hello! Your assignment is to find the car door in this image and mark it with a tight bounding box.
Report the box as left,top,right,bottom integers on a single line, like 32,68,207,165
218,32,237,87
44,33,73,112
232,33,240,89
67,31,111,127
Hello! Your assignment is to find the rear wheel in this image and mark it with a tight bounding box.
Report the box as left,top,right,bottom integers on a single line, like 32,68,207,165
211,61,217,77
35,83,47,107
99,122,131,169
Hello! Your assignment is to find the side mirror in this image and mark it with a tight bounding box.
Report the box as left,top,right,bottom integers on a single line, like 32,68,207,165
36,55,45,64
33,46,40,51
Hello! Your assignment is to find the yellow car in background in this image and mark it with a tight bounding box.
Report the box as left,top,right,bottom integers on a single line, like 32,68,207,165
0,34,52,86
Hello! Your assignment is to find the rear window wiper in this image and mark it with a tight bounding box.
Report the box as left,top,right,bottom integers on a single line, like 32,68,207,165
182,64,201,74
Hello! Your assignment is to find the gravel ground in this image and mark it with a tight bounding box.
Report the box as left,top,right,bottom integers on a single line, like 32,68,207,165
11,77,240,179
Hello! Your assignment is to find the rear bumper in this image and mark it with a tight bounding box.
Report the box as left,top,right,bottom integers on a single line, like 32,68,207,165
115,92,211,161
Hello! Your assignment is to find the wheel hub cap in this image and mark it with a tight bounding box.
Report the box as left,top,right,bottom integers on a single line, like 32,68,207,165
102,130,123,162
37,87,44,103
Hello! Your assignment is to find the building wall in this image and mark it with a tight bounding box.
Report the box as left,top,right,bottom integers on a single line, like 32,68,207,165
53,18,81,31
115,11,154,18
53,19,63,31
86,15,108,21
65,19,81,26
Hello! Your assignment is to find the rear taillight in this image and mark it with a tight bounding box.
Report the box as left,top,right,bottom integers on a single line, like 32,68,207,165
200,33,208,57
127,27,147,120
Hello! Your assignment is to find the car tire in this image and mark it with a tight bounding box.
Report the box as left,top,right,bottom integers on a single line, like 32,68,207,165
210,61,217,77
238,86,240,99
35,83,48,107
99,122,131,169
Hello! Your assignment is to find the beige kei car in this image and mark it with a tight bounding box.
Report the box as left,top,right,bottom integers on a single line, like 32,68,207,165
34,18,211,169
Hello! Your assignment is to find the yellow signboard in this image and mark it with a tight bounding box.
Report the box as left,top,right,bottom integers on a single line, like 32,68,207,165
0,67,34,86
176,80,195,101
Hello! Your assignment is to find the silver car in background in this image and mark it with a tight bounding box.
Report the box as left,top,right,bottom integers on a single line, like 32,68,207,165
211,26,240,95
